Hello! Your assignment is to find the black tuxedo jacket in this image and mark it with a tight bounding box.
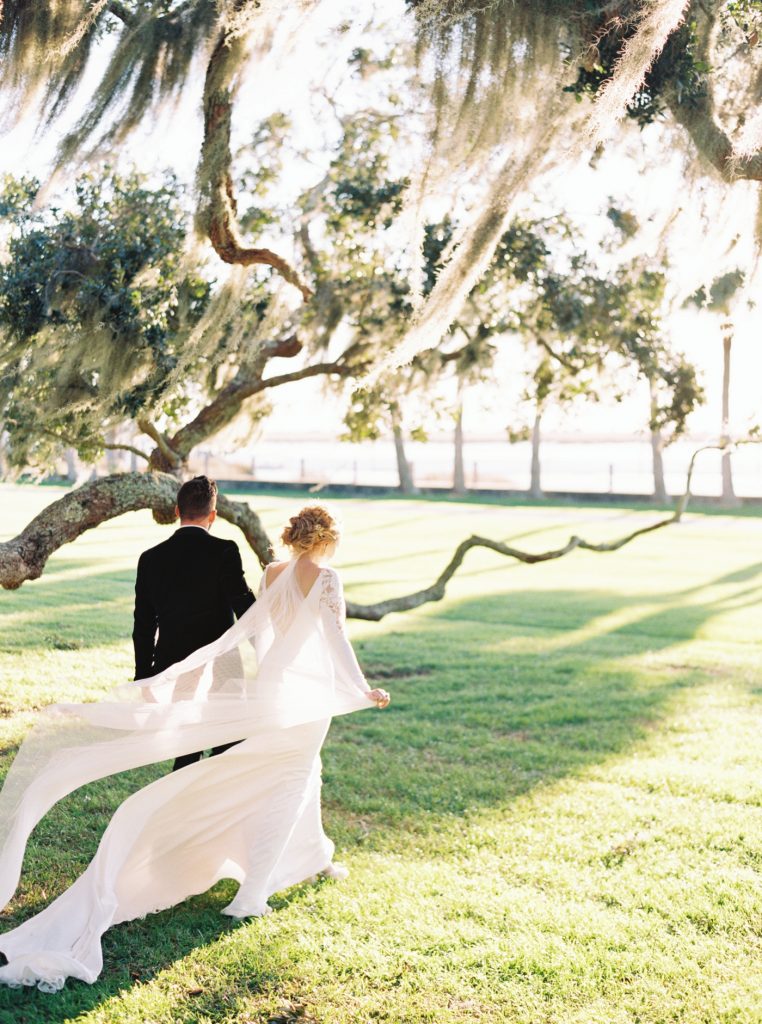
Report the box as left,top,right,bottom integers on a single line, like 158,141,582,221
133,526,256,680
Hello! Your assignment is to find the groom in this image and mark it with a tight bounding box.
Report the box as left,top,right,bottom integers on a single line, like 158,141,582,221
133,474,256,771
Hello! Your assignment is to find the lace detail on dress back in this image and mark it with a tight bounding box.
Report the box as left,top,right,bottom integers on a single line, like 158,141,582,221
319,569,344,626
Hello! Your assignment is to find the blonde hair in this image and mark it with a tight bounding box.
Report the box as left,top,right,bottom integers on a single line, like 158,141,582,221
280,505,340,554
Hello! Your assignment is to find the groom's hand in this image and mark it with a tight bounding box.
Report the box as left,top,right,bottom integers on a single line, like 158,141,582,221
367,688,390,708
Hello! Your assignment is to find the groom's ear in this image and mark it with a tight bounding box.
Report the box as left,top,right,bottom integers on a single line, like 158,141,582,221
209,509,217,525
174,504,180,521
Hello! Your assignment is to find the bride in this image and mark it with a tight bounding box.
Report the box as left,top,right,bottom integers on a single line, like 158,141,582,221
0,504,390,992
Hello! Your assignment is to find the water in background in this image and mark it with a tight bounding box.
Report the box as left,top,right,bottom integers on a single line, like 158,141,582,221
187,437,762,497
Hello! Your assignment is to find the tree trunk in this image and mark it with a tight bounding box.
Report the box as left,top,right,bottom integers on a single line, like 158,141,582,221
453,402,466,494
64,448,79,484
649,377,668,504
720,325,739,507
391,408,417,494
529,406,544,499
105,430,120,473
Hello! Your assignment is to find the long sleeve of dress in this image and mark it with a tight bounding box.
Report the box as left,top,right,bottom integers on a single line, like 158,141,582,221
319,570,370,695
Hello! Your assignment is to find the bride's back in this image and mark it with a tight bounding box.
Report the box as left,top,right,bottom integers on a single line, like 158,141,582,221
265,557,322,599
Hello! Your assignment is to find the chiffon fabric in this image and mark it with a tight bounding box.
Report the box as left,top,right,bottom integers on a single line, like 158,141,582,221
0,559,372,992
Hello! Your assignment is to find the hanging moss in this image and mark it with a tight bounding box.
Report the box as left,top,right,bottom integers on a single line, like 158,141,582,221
0,1,218,163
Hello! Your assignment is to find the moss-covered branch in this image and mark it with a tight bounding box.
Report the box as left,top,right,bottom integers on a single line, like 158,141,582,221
0,471,275,588
198,7,313,299
0,472,179,589
665,4,762,182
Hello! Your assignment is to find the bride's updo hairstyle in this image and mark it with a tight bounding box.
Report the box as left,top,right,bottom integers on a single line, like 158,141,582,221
281,505,340,555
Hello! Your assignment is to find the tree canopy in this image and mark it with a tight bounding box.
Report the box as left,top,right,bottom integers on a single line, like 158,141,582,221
0,0,756,608
1,1,760,372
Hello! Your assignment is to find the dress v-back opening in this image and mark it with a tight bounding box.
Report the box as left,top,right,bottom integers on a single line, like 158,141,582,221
264,558,325,601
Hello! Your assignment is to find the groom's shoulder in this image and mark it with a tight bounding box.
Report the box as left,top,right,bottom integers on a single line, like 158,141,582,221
204,534,245,567
136,534,175,566
136,531,240,567
206,534,240,554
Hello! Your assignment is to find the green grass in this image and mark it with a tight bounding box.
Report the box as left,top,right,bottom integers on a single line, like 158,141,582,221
1,483,761,1023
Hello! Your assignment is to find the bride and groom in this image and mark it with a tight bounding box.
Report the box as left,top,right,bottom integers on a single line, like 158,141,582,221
0,476,390,992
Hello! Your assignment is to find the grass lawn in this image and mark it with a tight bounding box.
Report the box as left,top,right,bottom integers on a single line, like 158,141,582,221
0,482,761,1024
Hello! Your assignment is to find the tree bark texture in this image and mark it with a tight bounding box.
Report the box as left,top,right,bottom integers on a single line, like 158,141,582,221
391,409,417,494
529,407,544,499
453,402,466,494
649,378,668,503
0,473,178,589
720,329,738,506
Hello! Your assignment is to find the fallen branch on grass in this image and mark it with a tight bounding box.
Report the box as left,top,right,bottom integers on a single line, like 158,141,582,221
345,435,760,620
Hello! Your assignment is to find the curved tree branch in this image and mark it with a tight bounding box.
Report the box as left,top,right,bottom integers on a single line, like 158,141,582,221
104,442,149,462
673,436,760,519
665,87,762,182
199,6,313,299
107,2,135,26
215,492,273,568
160,340,349,466
139,416,183,473
38,426,150,465
345,514,676,620
535,335,595,372
665,4,762,181
345,436,761,620
259,359,355,391
0,472,276,588
0,472,179,589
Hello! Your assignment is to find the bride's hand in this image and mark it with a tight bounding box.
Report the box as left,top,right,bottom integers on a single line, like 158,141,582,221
367,688,390,708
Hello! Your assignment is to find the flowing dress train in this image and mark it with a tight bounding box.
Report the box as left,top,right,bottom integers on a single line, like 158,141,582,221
0,560,371,992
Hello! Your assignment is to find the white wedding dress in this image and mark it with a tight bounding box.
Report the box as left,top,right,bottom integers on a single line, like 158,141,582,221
0,559,373,992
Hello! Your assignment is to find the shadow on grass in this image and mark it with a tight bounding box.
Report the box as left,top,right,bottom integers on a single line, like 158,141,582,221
324,561,762,842
1,566,761,1021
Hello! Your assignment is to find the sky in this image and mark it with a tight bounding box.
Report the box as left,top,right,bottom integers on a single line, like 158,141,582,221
0,0,759,445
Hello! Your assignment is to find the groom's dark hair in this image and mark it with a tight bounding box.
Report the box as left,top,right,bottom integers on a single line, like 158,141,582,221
177,475,218,520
